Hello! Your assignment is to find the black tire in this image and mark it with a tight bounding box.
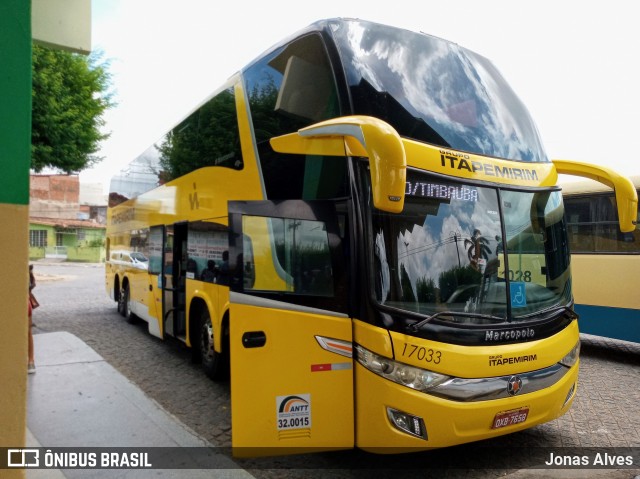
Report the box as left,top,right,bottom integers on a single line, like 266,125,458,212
117,286,126,316
197,308,227,380
121,285,137,324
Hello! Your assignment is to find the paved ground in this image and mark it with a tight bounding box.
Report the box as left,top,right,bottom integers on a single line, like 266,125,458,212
26,331,251,479
29,262,640,478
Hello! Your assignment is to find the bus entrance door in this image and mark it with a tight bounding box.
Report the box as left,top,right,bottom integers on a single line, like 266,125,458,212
228,200,354,455
162,222,188,339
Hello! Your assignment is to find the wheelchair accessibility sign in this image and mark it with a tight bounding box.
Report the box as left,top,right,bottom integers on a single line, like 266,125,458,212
510,282,527,308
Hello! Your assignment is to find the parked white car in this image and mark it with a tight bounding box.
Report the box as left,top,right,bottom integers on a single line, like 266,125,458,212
109,250,148,270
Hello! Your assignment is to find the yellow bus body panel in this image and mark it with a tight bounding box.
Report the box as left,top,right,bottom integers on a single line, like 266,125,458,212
389,320,578,378
571,255,640,311
355,322,578,451
353,319,394,359
105,259,163,334
107,167,263,238
355,358,578,451
230,301,353,452
403,139,558,187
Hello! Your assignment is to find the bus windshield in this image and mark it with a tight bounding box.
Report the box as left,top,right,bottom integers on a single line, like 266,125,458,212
371,171,571,323
332,19,547,163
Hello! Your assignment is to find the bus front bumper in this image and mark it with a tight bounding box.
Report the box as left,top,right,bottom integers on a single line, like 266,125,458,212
355,360,579,453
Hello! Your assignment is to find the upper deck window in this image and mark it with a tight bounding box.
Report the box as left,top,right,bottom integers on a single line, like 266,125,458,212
109,86,243,205
158,86,243,179
243,34,348,200
330,19,548,163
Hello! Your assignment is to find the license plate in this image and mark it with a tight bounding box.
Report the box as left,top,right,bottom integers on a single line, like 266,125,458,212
492,407,529,429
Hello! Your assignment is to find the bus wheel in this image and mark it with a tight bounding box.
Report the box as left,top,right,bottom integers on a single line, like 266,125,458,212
198,308,225,380
117,287,126,316
122,286,137,324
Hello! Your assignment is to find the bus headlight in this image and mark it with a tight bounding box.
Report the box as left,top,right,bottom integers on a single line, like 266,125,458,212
355,345,450,392
559,341,580,368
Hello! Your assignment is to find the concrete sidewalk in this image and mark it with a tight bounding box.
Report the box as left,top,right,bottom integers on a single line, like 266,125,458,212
26,332,252,478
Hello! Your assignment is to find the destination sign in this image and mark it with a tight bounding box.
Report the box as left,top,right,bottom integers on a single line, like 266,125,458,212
406,180,478,202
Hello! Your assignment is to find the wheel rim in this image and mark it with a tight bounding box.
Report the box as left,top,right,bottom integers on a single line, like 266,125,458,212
126,289,131,315
122,287,128,316
118,288,125,313
200,315,214,362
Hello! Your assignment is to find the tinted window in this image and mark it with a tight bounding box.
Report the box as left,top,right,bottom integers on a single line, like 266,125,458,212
242,215,334,297
148,226,164,275
564,193,640,253
109,87,244,206
243,34,348,200
187,221,229,284
371,169,570,322
158,87,243,181
330,19,547,162
129,229,149,258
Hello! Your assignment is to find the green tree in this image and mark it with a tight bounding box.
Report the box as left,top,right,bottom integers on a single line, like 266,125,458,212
31,45,113,173
158,87,241,181
438,265,482,302
416,276,437,303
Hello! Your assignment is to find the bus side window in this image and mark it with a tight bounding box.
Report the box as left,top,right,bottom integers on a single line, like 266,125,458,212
244,33,347,201
186,221,229,283
564,197,595,253
595,195,639,252
275,55,335,123
241,215,334,297
565,194,640,253
154,87,243,182
241,234,255,290
148,226,163,275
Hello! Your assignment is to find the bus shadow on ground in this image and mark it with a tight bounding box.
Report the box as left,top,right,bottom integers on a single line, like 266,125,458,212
579,334,640,365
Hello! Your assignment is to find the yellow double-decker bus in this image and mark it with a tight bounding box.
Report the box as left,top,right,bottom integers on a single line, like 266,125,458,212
105,19,637,454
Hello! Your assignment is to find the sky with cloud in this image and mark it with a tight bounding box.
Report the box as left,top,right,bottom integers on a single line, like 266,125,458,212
82,0,640,190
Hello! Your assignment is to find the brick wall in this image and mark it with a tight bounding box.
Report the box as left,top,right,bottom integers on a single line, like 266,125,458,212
30,174,80,219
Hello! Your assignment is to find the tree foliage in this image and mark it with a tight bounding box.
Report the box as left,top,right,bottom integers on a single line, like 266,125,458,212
416,276,437,303
158,88,241,181
31,44,113,173
438,265,482,302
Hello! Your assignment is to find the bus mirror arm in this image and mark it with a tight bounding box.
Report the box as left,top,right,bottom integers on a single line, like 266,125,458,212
270,115,407,213
553,159,638,233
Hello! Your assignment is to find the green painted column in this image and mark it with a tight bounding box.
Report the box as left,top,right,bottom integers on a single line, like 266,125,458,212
0,1,32,474
0,0,31,205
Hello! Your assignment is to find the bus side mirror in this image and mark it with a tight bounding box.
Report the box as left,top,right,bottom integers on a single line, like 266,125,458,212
270,115,407,213
553,159,638,233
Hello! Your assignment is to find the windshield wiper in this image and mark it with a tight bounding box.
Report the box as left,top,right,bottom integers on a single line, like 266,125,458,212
517,304,578,321
406,305,577,333
406,311,504,333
